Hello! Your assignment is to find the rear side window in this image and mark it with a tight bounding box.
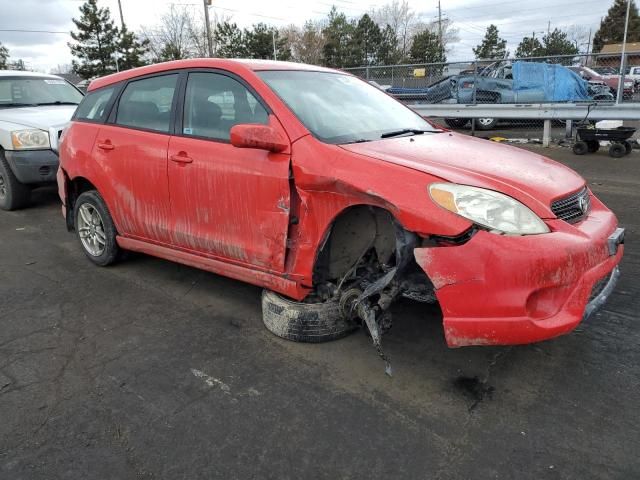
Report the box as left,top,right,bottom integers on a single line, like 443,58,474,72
74,86,116,122
115,74,178,133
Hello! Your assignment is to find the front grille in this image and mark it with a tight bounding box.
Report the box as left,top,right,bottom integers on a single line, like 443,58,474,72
551,187,591,224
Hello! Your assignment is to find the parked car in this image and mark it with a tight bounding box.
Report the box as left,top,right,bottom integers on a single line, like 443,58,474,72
0,71,83,210
58,59,624,355
567,65,634,98
388,62,614,130
624,66,640,90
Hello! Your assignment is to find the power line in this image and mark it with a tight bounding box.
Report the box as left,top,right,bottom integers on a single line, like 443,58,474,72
0,29,69,34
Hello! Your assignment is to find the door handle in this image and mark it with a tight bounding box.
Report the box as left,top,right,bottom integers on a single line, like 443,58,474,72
170,152,193,164
97,141,114,151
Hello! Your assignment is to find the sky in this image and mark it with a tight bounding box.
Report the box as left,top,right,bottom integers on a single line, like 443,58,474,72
0,0,617,73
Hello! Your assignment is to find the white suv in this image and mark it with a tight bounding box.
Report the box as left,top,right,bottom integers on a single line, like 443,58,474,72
0,71,83,210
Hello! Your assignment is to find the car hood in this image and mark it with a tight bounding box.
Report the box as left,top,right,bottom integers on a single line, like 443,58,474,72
0,105,77,130
340,132,585,217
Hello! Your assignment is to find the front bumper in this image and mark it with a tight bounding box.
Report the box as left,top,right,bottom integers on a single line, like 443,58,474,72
414,197,624,347
4,149,59,184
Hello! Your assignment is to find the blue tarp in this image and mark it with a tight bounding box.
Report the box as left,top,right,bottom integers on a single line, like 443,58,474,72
512,61,590,101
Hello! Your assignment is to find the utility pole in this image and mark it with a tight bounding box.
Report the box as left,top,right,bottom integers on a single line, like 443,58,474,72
437,0,442,50
272,30,277,60
547,21,550,36
116,0,125,28
617,0,632,103
203,0,214,57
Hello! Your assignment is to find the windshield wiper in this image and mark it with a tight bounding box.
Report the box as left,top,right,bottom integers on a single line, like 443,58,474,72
0,102,38,108
35,101,80,106
380,128,428,139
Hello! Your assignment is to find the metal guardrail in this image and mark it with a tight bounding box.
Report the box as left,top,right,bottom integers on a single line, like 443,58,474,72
410,103,640,121
410,102,640,147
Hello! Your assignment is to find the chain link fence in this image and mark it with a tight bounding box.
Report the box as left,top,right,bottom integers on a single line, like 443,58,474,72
345,53,640,144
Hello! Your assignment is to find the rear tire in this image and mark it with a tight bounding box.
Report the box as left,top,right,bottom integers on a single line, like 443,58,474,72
0,153,31,211
623,140,633,154
475,118,498,130
573,141,589,155
73,190,120,266
262,290,358,343
609,143,626,158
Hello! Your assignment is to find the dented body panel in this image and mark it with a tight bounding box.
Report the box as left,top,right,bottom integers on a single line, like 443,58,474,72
58,59,624,348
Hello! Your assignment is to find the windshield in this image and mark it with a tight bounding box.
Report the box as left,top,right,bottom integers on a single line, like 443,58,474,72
257,70,437,144
0,76,83,108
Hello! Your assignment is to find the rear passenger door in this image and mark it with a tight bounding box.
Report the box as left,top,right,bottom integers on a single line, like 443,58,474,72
167,70,291,272
94,73,179,243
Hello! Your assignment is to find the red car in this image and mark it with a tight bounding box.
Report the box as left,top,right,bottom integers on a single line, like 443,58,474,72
568,65,634,98
57,59,624,352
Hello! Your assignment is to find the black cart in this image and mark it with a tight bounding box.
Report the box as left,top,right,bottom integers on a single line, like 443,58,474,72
573,126,636,158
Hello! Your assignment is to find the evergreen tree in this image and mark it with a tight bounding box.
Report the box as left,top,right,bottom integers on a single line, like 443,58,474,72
377,24,399,65
118,26,149,70
0,42,8,69
593,0,640,52
515,36,544,58
244,23,291,60
353,14,382,66
541,28,579,58
214,22,247,58
408,29,445,64
473,24,507,59
322,7,356,68
69,0,120,79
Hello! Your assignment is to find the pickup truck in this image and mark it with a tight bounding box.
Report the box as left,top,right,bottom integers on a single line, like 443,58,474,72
0,71,83,210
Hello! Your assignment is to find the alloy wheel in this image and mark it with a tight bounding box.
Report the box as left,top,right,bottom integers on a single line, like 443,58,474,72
77,203,107,257
0,173,6,200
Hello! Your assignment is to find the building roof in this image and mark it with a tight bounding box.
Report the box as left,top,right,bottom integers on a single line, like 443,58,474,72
600,42,640,55
0,70,62,78
55,72,83,85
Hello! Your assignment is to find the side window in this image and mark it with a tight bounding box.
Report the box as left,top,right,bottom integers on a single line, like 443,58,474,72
74,86,116,123
115,74,178,133
182,72,268,141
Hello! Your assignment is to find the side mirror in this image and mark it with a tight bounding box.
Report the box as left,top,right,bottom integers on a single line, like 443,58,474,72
230,124,288,153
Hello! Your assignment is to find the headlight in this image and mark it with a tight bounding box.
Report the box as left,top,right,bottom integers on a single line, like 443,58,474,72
429,183,549,235
11,129,50,150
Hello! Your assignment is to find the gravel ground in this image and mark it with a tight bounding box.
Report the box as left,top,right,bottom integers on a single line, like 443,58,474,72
0,145,638,479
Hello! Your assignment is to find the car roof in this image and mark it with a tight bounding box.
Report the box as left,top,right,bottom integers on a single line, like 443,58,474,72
88,58,342,91
0,70,63,79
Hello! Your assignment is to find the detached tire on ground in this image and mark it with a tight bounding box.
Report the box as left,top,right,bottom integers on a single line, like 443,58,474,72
0,153,31,211
262,290,358,343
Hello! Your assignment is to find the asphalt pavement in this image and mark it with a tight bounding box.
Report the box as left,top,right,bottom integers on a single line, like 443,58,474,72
0,145,638,479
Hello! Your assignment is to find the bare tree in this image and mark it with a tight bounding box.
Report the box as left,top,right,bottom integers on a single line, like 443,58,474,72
371,0,415,59
51,63,74,74
281,20,326,64
565,25,591,53
141,5,194,61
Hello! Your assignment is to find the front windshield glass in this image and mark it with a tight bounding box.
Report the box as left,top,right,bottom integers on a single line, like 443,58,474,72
0,76,83,107
257,70,437,144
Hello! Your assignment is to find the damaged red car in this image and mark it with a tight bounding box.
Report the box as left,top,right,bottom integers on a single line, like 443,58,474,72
57,59,624,358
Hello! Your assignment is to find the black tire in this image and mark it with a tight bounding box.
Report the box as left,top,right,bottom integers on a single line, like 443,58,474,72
0,153,31,211
623,140,633,154
573,141,589,155
262,290,358,343
587,140,600,153
444,118,468,129
475,118,498,130
73,190,120,266
609,143,626,158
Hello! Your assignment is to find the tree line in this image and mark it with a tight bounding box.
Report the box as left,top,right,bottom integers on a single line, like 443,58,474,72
1,0,635,78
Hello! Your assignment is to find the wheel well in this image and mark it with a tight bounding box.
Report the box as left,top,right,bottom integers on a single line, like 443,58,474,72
312,205,398,285
65,176,97,230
